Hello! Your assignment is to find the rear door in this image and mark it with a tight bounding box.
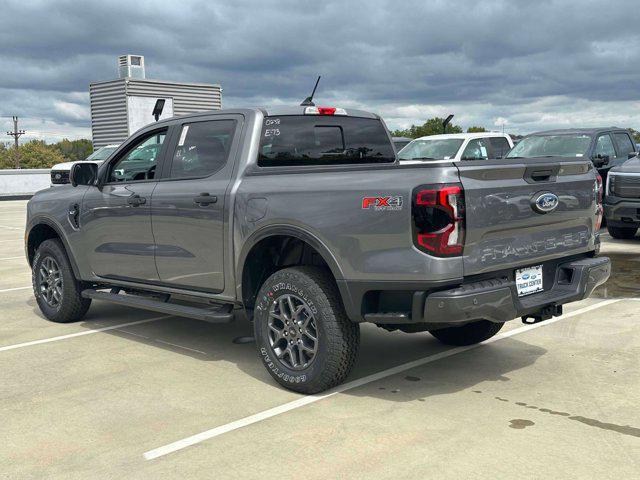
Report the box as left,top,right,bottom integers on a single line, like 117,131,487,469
151,115,242,292
456,158,596,276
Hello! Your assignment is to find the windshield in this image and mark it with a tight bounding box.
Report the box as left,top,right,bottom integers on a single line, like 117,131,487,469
398,138,464,161
506,135,591,158
86,146,117,161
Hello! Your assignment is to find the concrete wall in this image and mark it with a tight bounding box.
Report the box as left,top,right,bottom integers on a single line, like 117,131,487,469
0,169,50,197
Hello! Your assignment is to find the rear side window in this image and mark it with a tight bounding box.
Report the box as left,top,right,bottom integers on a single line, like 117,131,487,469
489,137,510,158
614,132,635,156
461,138,489,160
595,134,616,157
169,120,236,179
258,116,395,167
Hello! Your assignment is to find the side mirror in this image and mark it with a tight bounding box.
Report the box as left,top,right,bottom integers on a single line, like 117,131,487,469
70,162,98,187
628,152,638,159
593,154,609,167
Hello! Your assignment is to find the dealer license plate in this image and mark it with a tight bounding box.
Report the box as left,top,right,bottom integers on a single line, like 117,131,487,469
515,265,543,297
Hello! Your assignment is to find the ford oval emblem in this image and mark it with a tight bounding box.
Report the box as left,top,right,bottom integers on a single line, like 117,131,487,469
532,192,559,214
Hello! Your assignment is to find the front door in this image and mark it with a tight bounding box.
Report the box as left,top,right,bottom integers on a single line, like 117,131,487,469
152,116,241,292
81,127,170,282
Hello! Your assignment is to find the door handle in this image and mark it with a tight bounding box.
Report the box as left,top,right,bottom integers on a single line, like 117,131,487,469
194,193,217,206
127,194,147,207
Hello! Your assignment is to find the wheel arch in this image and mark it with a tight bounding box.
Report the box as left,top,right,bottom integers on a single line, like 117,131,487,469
26,218,80,278
237,225,346,313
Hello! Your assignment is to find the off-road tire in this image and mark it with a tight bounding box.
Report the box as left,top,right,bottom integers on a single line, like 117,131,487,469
32,239,91,323
429,320,504,346
253,266,359,394
607,225,638,240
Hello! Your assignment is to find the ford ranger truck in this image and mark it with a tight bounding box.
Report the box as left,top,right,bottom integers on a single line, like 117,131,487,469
25,106,610,394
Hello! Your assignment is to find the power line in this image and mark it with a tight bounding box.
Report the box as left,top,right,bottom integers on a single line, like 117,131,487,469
5,116,25,169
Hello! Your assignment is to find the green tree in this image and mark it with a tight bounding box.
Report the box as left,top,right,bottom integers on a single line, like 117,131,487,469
628,128,640,144
392,117,463,139
55,139,93,162
0,140,66,169
467,126,487,133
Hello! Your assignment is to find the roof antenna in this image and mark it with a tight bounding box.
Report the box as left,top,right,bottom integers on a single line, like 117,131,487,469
300,76,321,106
442,114,454,134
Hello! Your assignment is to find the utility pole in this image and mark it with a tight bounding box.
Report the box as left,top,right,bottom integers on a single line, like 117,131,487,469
6,116,25,169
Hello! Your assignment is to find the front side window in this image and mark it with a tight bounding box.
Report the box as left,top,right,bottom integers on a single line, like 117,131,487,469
258,116,395,167
461,138,489,160
398,138,464,161
595,134,616,158
506,134,591,158
108,130,167,182
170,120,236,179
614,133,635,156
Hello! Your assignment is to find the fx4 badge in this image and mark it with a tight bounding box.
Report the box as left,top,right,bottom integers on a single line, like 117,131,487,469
362,196,403,211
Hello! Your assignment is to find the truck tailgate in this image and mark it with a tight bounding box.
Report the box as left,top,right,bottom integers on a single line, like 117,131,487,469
456,158,597,276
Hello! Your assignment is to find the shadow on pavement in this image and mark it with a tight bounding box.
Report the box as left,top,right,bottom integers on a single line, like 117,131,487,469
75,301,548,399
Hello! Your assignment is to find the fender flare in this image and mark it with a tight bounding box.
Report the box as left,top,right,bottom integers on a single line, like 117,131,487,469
236,224,346,303
26,216,81,278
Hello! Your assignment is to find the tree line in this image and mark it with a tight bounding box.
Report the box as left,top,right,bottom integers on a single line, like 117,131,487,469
0,139,93,169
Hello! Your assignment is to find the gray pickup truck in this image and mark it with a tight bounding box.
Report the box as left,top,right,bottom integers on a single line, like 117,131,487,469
25,106,610,393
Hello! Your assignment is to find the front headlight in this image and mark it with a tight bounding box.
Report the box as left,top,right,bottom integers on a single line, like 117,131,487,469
607,174,615,196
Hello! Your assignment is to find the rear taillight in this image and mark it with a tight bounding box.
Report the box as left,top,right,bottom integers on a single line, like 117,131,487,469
412,184,465,256
595,173,603,230
595,173,603,204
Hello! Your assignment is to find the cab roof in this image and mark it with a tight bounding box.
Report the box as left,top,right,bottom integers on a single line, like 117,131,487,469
150,106,380,126
413,132,511,141
529,127,627,136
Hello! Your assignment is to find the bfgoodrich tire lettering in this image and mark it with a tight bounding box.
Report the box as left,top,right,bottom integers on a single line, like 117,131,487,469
32,239,91,323
253,266,359,394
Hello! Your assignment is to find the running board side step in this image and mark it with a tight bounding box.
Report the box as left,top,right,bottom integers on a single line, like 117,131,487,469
81,289,234,323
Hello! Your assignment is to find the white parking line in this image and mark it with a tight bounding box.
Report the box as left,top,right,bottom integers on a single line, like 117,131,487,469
0,256,24,261
0,225,22,230
0,315,172,353
143,299,620,460
0,286,31,293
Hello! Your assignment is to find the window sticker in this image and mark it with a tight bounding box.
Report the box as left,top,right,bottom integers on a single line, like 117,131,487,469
178,125,190,146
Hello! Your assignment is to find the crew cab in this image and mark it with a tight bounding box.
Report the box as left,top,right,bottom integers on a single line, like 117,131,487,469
507,128,638,183
25,106,610,394
604,156,640,239
398,132,513,163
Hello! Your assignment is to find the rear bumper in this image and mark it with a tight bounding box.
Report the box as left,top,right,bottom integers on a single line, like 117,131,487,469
423,256,610,324
350,256,610,325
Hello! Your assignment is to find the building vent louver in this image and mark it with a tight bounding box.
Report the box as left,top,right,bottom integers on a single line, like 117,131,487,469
118,55,146,79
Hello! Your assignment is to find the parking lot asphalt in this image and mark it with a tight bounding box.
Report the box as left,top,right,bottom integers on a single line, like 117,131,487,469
1,199,639,479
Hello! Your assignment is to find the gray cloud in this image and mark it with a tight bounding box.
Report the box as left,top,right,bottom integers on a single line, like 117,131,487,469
1,0,640,140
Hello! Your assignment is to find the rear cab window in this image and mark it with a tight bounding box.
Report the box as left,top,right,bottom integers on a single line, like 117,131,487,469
258,115,395,167
488,137,511,158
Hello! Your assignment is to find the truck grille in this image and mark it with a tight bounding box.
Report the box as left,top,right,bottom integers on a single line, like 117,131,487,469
610,175,640,198
51,170,70,184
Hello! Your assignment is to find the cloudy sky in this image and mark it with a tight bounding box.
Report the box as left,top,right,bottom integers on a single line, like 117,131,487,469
1,0,640,143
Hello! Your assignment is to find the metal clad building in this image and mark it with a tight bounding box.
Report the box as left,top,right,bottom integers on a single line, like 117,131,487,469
90,55,222,147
